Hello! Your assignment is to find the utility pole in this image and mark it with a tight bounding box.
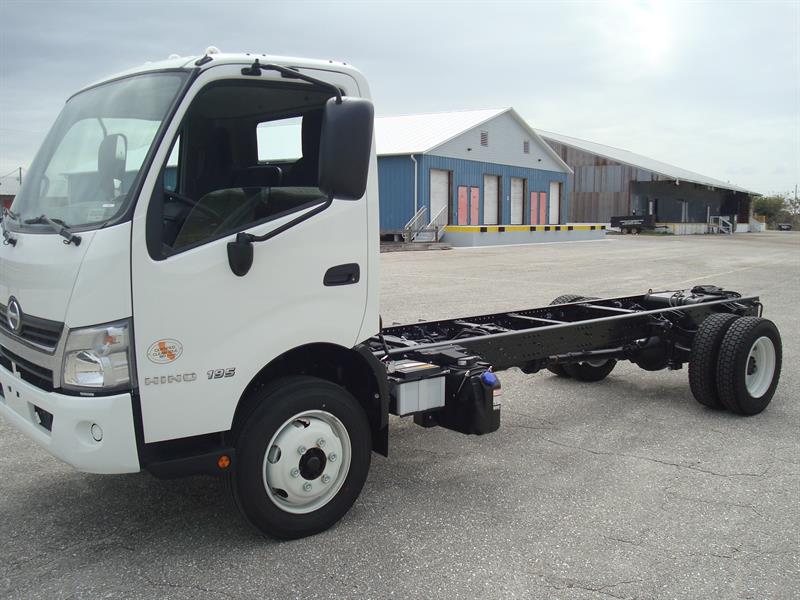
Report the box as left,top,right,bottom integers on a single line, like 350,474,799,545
18,167,22,185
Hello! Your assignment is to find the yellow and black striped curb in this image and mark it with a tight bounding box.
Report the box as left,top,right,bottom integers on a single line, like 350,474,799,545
444,225,607,233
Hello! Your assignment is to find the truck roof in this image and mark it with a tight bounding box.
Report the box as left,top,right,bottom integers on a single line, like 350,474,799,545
77,51,368,97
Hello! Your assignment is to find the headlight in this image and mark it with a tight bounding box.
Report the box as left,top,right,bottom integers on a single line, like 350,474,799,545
62,321,131,390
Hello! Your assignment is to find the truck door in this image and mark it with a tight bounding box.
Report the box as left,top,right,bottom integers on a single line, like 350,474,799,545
130,69,369,443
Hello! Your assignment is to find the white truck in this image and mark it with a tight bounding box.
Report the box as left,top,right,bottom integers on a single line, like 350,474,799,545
0,51,783,539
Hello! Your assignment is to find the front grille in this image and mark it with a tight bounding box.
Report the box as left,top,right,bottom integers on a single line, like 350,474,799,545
0,345,55,392
0,303,63,351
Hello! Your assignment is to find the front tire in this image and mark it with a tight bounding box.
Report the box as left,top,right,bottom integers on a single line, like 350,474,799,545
716,317,782,415
231,376,372,539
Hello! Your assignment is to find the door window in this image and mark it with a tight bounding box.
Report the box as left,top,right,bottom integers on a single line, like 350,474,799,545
151,81,333,255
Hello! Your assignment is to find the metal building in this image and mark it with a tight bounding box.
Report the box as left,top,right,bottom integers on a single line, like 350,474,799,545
376,109,604,246
539,130,761,234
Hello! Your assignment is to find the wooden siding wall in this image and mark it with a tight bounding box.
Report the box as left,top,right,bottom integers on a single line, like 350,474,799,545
547,141,669,223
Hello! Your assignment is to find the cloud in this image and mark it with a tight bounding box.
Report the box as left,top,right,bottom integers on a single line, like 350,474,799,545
0,0,797,194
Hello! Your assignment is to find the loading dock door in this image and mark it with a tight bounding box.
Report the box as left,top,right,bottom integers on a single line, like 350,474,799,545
483,175,499,224
457,186,480,225
430,169,450,223
470,187,479,224
510,177,524,224
457,186,468,225
548,181,561,224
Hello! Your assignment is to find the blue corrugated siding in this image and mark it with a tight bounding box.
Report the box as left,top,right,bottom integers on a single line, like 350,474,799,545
377,156,416,230
378,154,570,230
419,155,569,225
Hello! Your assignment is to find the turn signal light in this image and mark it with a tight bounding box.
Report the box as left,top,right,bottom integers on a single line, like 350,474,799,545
217,455,231,470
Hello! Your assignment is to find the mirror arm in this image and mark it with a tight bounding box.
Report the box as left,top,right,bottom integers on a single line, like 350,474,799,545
227,198,333,277
241,60,342,104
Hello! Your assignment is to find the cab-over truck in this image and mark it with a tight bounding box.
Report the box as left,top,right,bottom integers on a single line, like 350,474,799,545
0,51,783,539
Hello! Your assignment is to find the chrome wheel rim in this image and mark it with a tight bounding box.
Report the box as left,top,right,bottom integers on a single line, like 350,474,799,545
745,336,776,398
262,410,351,514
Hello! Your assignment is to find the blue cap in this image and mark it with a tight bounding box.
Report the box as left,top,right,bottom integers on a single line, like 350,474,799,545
480,371,498,387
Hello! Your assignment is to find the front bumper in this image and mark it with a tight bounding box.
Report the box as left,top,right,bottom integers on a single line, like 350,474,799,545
0,363,140,474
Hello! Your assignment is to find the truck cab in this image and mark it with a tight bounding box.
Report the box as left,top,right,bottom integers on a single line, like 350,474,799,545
1,52,384,538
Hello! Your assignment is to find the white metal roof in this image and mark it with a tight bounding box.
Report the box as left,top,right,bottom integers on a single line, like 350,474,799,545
537,129,757,195
375,108,506,155
376,108,572,173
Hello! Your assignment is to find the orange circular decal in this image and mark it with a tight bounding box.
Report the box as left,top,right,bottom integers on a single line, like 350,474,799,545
146,339,183,364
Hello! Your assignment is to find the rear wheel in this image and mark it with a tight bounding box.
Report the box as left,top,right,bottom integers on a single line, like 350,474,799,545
563,358,617,382
231,376,372,539
716,317,782,415
546,294,586,377
689,313,740,409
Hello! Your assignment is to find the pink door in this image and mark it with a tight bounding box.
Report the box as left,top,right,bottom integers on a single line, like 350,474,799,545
539,192,548,225
457,186,468,225
470,187,480,225
530,191,538,224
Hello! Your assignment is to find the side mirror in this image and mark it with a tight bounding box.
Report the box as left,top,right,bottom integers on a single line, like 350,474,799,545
98,133,128,180
318,97,374,200
98,133,127,198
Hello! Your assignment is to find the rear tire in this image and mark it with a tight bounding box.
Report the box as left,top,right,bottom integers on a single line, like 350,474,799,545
716,317,782,415
689,313,740,409
231,376,372,539
546,294,586,377
563,359,617,382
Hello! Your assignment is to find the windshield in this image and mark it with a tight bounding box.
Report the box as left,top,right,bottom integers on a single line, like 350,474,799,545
9,71,188,232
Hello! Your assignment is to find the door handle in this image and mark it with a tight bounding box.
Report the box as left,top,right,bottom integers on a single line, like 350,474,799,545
324,263,360,286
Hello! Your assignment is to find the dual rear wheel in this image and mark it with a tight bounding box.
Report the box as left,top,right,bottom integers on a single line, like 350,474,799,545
689,315,782,415
545,295,782,416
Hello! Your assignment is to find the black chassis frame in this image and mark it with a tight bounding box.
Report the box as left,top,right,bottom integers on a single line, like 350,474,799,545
370,289,760,374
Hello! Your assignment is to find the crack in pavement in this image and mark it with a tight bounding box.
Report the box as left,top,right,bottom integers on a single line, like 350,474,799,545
539,437,773,479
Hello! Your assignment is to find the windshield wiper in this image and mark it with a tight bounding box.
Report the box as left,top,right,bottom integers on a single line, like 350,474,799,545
24,214,82,246
1,207,18,246
3,206,19,222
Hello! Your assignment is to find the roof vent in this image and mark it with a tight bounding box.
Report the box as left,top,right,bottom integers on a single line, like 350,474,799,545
480,131,489,147
523,140,530,154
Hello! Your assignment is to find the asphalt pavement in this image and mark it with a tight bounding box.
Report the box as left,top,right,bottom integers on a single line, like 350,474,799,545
1,231,798,599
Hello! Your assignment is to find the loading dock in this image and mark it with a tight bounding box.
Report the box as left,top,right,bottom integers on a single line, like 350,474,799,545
376,108,579,245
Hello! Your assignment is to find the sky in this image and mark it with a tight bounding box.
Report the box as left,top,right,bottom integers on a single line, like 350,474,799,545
0,0,798,196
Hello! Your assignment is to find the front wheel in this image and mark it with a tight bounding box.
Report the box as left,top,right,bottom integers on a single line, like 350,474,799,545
231,376,372,539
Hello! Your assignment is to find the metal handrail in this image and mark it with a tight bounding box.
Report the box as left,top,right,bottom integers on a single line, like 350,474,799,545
709,215,733,235
403,206,427,242
427,205,448,241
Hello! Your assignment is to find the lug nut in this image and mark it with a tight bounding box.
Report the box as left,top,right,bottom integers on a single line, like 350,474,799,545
303,482,312,492
329,453,337,462
290,468,300,478
321,474,331,484
297,445,307,455
317,438,326,448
